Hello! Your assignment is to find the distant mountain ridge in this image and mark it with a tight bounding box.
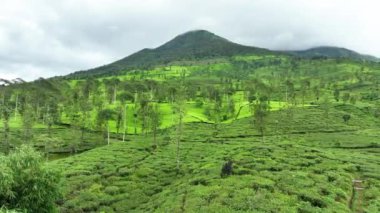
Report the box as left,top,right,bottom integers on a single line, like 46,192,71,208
68,30,379,78
285,46,380,62
0,78,26,86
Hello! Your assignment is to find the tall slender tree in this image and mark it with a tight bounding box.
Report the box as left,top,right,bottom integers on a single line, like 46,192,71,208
251,95,270,142
97,109,115,145
149,103,161,148
0,87,13,154
118,92,133,142
172,84,187,172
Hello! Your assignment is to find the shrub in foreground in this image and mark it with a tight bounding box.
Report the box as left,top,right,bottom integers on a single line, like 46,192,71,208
0,145,62,213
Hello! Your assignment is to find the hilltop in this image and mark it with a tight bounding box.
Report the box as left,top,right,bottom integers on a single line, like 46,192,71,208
68,30,272,78
67,30,379,79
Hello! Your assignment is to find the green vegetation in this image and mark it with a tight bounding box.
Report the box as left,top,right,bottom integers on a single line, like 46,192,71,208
1,30,380,212
68,30,272,78
52,106,380,212
0,146,62,213
288,46,380,62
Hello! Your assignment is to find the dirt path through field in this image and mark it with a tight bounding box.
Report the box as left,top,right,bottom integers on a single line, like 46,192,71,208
350,179,364,213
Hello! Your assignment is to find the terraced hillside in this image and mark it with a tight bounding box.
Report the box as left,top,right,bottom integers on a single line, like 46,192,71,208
1,30,380,213
52,106,380,212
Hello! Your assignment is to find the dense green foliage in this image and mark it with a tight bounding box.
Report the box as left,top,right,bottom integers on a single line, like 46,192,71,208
0,30,379,212
52,106,380,212
0,146,62,213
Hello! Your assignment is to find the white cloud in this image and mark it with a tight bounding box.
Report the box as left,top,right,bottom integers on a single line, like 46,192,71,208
0,0,379,81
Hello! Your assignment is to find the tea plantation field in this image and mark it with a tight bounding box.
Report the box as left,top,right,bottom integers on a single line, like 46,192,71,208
52,106,380,212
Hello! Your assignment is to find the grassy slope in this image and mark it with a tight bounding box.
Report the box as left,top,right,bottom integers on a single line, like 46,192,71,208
51,106,380,213
61,55,377,134
1,55,378,153
2,53,379,211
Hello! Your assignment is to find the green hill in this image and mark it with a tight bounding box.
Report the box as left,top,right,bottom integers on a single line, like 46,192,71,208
68,30,273,78
287,46,380,61
1,30,380,212
67,31,379,79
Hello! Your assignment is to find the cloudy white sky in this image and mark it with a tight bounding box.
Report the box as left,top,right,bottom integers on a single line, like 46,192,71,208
0,0,379,81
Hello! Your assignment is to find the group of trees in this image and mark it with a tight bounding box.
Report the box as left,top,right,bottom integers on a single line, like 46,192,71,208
0,78,62,154
1,63,378,155
0,57,379,212
0,58,378,166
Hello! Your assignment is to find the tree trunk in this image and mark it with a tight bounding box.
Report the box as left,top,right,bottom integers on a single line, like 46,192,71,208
153,127,157,148
134,115,137,134
176,112,183,172
133,99,138,134
46,105,51,137
107,122,110,145
145,116,149,137
113,87,117,103
14,93,18,119
285,85,288,103
123,105,127,142
3,117,10,154
81,109,86,142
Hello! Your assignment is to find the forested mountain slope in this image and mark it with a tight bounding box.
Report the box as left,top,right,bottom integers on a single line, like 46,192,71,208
67,30,379,79
287,46,380,61
68,30,273,78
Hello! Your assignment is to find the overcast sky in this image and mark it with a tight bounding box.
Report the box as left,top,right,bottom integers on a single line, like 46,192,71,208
1,0,379,81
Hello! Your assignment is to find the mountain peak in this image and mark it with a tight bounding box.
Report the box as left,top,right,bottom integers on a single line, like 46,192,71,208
157,30,229,50
178,29,220,37
68,30,271,78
